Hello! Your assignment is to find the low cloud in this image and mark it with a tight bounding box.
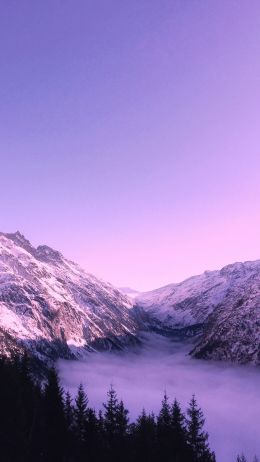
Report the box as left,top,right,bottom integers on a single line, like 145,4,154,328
58,333,260,462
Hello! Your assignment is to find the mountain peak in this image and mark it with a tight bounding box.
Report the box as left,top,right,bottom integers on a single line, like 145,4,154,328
1,230,26,241
0,231,64,265
0,231,34,253
0,232,138,362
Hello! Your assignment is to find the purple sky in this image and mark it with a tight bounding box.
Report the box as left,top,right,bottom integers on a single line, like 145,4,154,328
1,1,260,290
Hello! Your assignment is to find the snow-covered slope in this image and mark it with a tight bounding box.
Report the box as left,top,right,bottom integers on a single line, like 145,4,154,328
118,287,140,299
135,262,260,364
0,232,139,362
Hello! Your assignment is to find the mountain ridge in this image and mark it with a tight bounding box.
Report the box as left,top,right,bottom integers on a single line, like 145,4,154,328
0,231,139,364
135,260,260,364
0,231,259,366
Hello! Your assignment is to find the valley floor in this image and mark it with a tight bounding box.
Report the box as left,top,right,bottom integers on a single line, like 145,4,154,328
58,333,260,462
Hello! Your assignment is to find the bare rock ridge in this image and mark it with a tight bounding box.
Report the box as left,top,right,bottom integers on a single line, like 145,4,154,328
0,231,259,366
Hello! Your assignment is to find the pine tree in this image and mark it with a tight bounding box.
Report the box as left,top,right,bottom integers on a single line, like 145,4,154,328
133,409,157,462
64,391,75,461
96,410,106,459
74,383,88,442
158,392,171,428
237,455,247,462
64,391,74,430
43,368,66,462
103,385,119,440
27,379,46,462
86,407,98,433
103,385,130,462
157,392,172,461
85,408,100,461
186,395,215,462
171,399,192,462
171,398,186,437
116,400,129,438
98,409,104,433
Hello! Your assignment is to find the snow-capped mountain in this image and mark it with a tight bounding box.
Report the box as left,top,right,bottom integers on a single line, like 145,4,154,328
0,232,139,363
1,231,259,366
135,261,260,365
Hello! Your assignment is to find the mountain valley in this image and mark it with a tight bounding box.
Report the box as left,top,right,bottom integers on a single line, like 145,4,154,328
0,231,259,366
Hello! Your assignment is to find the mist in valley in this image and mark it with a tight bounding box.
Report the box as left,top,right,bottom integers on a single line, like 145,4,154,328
59,334,260,462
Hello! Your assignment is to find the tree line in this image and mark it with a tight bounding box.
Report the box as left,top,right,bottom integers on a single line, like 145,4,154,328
0,355,256,462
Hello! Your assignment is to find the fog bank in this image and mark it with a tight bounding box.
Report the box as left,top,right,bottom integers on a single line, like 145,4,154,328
58,334,260,462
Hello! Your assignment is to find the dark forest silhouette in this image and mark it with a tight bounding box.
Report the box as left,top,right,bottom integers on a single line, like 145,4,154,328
0,356,256,462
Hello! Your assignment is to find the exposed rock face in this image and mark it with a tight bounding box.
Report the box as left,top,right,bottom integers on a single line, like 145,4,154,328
135,262,260,365
0,232,139,363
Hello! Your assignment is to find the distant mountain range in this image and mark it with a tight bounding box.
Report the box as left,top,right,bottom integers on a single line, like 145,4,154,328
0,231,259,366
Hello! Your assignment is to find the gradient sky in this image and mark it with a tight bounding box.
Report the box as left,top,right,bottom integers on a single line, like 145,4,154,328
1,0,260,290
